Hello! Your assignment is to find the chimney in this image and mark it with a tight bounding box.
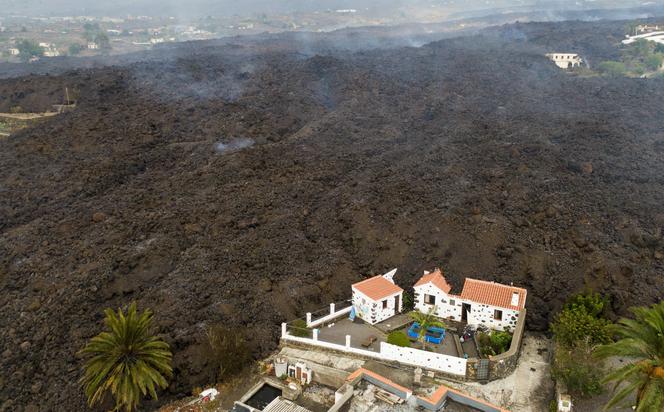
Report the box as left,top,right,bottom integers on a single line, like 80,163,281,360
511,291,520,306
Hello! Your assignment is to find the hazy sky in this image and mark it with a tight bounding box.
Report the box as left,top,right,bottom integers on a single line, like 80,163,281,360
0,0,658,18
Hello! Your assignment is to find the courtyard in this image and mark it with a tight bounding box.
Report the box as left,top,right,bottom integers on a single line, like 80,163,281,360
315,314,479,359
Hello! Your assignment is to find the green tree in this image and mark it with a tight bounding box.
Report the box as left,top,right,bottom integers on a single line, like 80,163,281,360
645,54,664,71
595,301,664,411
550,292,611,398
96,32,112,52
83,22,101,41
68,43,83,56
409,306,445,350
16,39,43,62
80,302,172,412
552,339,604,397
550,292,612,347
598,61,627,77
387,331,411,347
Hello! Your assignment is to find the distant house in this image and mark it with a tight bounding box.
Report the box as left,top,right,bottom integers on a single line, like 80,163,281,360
43,48,60,57
87,42,99,50
546,53,583,69
414,268,526,331
351,269,403,325
8,48,20,56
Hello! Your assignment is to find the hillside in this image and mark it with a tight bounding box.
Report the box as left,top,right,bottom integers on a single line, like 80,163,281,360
1,20,664,410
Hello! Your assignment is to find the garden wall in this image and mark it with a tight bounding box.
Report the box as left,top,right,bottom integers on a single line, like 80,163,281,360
281,323,467,377
466,309,526,380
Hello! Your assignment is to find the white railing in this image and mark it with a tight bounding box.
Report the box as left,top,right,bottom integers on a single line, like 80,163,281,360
306,302,353,328
280,323,467,377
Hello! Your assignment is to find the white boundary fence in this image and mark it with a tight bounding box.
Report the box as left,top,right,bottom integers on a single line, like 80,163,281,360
281,323,467,377
306,302,353,328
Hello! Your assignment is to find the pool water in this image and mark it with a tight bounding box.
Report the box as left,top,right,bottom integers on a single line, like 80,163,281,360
245,384,282,409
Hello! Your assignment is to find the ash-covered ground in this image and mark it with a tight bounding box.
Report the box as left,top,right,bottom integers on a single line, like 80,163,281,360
1,19,664,411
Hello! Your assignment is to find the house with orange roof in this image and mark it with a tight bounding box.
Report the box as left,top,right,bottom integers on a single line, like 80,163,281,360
414,268,527,331
351,269,403,325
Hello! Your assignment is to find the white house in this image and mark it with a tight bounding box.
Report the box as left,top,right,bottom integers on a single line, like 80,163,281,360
414,268,527,331
546,53,583,69
87,42,99,50
8,48,20,56
351,269,403,325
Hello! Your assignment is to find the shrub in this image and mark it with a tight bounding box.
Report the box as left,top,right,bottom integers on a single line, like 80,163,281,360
402,290,415,312
206,325,252,381
478,330,512,356
645,53,664,71
387,331,411,347
598,61,627,76
69,43,83,56
552,341,603,397
289,319,311,337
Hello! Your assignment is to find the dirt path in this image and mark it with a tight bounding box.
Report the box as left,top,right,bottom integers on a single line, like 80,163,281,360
449,334,554,411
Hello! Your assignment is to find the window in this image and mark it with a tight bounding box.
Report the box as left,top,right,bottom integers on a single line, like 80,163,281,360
424,294,436,305
494,309,503,321
449,299,455,306
382,300,388,309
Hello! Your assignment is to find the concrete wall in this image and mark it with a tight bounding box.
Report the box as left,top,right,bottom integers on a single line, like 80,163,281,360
380,342,467,376
328,384,354,412
307,303,353,328
351,289,402,325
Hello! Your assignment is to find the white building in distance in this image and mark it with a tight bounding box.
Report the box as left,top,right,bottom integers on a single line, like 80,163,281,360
414,268,527,331
622,31,664,46
546,53,583,69
351,269,403,325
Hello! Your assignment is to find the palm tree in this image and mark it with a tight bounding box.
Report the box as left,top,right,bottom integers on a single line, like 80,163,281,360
409,306,446,350
80,302,173,412
594,300,664,412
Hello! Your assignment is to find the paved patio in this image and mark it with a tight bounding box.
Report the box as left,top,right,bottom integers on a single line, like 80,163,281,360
393,325,459,357
315,317,464,358
317,318,386,351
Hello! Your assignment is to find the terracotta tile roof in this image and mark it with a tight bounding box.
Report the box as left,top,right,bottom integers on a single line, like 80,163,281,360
414,268,452,293
460,278,527,310
352,275,403,301
421,385,509,412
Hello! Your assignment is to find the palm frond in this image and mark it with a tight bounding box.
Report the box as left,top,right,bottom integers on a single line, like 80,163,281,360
80,301,172,412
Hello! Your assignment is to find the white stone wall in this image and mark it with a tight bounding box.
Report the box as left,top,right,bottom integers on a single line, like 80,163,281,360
414,284,462,320
352,289,402,325
467,304,519,331
414,283,521,331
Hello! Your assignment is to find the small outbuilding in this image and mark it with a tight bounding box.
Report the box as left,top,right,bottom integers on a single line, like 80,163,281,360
414,268,526,331
351,269,403,325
